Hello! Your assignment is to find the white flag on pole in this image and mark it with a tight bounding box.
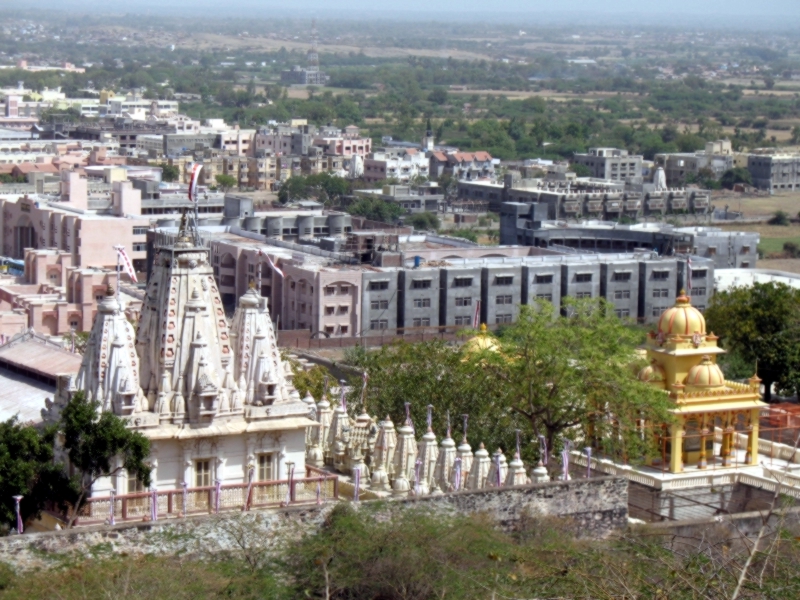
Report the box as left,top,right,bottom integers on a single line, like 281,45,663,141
265,253,284,278
188,163,203,202
114,245,138,283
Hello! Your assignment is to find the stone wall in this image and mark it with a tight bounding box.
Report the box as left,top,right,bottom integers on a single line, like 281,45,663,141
0,476,627,571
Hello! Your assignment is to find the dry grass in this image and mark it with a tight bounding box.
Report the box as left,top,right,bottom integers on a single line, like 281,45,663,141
756,258,800,274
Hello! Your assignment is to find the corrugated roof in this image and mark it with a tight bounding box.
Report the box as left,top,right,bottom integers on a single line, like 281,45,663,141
0,370,52,424
0,338,82,381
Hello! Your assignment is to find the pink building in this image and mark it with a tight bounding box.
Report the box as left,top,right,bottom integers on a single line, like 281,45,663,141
0,171,150,274
0,248,142,336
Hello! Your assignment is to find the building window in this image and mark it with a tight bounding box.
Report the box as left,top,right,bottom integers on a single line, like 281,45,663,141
535,274,553,284
612,272,631,282
248,264,254,273
324,286,335,295
691,269,707,279
195,460,211,487
536,293,553,302
340,286,350,294
695,305,706,311
325,306,335,315
740,262,750,268
495,276,514,286
653,289,670,298
132,226,148,235
340,325,349,335
453,277,473,287
614,309,630,318
455,297,472,306
370,320,389,330
413,298,431,308
411,279,432,289
338,306,349,314
575,273,592,283
454,316,471,325
325,325,335,335
127,472,144,494
691,287,706,297
652,271,670,280
495,314,512,324
369,281,389,291
652,306,663,317
412,317,431,327
257,454,274,482
576,292,592,299
614,290,631,300
132,243,147,252
496,295,513,305
371,300,389,310
290,281,296,290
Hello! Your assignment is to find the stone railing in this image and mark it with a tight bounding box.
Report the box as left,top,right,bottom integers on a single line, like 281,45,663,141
75,466,338,527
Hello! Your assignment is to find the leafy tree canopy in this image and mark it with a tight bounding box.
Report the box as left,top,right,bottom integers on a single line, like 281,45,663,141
705,282,800,401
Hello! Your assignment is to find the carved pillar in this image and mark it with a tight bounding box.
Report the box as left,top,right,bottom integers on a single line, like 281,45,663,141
747,408,759,465
721,411,733,467
669,419,684,473
698,413,708,469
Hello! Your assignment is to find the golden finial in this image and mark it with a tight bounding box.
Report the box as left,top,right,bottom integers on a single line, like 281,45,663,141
480,323,487,333
248,280,256,289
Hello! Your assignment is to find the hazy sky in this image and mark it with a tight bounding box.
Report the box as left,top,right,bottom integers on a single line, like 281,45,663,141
8,0,800,27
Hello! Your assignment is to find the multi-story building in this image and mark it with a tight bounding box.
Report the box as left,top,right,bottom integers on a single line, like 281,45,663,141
364,148,429,183
429,151,494,181
500,203,758,270
573,148,643,183
747,154,800,191
655,140,735,187
351,184,444,214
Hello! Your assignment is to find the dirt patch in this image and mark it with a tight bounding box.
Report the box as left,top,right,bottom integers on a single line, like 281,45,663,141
755,258,800,274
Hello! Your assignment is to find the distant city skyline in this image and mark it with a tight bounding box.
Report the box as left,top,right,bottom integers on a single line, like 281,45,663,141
5,0,800,27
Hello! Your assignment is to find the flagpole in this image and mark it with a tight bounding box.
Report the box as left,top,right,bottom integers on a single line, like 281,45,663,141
116,246,121,303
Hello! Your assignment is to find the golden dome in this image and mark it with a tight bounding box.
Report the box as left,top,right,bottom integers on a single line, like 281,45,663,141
657,291,706,336
685,355,725,388
638,359,666,384
462,323,499,354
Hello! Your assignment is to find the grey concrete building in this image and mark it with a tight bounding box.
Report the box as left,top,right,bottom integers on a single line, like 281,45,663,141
361,271,400,333
747,154,800,191
500,203,758,270
440,265,484,327
482,264,523,325
398,269,442,329
351,184,445,215
573,148,643,183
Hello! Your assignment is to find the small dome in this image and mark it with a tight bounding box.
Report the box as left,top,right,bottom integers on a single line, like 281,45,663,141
685,355,725,388
638,360,666,383
462,324,499,354
657,291,706,336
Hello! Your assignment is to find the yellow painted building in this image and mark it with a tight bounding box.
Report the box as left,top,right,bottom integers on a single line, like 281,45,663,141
639,292,766,473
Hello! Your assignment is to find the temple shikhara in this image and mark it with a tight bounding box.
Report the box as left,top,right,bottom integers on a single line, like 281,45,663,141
49,214,317,498
637,291,766,473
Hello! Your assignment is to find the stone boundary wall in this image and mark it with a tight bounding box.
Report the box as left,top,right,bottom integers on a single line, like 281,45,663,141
0,476,627,571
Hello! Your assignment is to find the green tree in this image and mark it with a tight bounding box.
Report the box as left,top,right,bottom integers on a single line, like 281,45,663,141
720,167,752,189
428,87,449,105
346,197,404,223
215,174,237,192
61,392,151,526
158,163,180,182
352,299,673,465
770,210,790,226
407,211,440,231
277,176,311,204
570,163,592,177
705,282,800,401
0,418,74,528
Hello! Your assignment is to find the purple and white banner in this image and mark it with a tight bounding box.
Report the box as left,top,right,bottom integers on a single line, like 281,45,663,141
453,457,462,491
150,488,158,522
243,465,254,512
538,435,548,465
353,469,361,503
13,495,22,534
585,447,592,479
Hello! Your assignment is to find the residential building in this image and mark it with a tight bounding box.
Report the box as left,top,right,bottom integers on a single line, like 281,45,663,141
500,204,758,269
351,184,444,214
364,148,429,183
747,154,800,191
573,148,643,183
429,151,494,181
654,140,735,187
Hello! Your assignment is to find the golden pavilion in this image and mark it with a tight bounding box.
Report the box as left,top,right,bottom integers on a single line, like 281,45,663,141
639,291,766,473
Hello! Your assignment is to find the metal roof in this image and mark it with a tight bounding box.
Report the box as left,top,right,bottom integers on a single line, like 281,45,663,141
0,370,53,424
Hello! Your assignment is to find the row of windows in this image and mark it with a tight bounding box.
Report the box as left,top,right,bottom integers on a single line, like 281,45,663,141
324,324,350,335
324,306,350,315
324,285,351,295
